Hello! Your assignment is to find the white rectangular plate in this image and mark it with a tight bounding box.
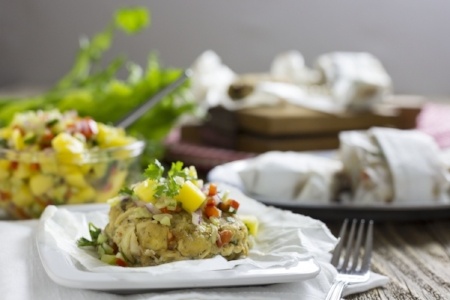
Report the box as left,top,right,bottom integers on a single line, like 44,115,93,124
36,204,321,293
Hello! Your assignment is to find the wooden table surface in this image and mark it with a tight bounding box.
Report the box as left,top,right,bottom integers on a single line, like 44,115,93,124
326,219,450,300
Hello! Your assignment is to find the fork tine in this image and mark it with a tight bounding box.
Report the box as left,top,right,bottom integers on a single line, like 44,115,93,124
349,220,365,272
341,219,357,270
330,219,349,267
361,220,374,271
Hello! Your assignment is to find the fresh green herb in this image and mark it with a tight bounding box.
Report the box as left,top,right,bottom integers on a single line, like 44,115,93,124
23,133,37,145
144,159,164,179
45,119,59,127
77,222,102,247
0,7,196,164
119,186,134,196
144,159,194,199
0,138,8,148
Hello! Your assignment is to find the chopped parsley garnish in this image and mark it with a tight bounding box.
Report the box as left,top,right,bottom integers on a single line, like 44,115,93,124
45,119,59,127
144,159,195,199
119,186,134,196
76,222,102,247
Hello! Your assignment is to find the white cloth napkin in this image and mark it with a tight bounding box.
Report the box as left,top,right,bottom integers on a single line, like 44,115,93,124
0,188,388,300
188,50,392,117
339,127,450,204
208,151,342,204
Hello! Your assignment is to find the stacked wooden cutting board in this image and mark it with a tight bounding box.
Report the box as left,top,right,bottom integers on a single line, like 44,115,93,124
181,96,423,153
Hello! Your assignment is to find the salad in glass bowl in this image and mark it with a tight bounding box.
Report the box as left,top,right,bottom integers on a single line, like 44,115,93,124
0,109,144,219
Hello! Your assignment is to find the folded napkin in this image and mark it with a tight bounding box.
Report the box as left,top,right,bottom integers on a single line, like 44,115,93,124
340,127,450,204
0,189,388,300
188,50,392,116
208,151,342,204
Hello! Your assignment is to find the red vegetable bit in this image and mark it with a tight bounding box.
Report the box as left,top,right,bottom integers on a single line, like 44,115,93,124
216,230,233,247
116,258,127,267
206,198,216,207
0,191,11,201
228,199,240,211
219,199,240,213
204,205,221,218
9,161,18,170
208,183,218,196
72,117,99,139
40,130,54,148
217,202,230,212
30,163,40,172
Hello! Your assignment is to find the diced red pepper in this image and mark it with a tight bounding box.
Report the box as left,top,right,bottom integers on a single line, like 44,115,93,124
30,163,40,172
228,199,240,211
116,258,127,267
9,161,18,170
206,197,216,207
40,130,54,148
0,191,11,201
218,199,240,213
204,205,221,218
208,183,217,196
216,230,233,247
70,117,98,139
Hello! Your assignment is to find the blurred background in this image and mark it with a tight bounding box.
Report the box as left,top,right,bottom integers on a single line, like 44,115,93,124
1,0,450,95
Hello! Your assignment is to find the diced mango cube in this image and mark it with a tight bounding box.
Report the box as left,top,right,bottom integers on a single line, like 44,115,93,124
239,215,259,236
12,163,31,180
52,133,84,163
67,186,96,204
12,186,34,207
29,174,54,196
133,179,157,203
175,181,206,213
11,128,24,150
65,172,88,188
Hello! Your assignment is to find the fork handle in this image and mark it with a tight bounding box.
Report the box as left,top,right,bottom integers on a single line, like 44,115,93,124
325,280,348,300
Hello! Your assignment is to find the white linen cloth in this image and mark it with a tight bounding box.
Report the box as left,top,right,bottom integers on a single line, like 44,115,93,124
340,127,450,204
208,151,342,204
188,50,391,116
0,187,388,300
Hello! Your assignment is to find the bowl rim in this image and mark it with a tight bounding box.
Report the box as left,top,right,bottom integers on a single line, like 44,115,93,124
0,140,146,163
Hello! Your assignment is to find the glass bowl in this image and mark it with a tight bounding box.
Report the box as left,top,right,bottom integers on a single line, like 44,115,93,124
0,140,145,219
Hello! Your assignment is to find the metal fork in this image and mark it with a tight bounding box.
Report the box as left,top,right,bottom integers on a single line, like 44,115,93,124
325,219,374,300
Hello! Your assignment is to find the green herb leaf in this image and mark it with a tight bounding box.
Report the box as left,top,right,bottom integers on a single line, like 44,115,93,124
144,159,164,180
77,222,102,247
119,186,134,196
115,7,150,35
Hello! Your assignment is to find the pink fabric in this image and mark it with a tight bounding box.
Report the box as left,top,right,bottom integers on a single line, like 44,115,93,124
416,102,450,149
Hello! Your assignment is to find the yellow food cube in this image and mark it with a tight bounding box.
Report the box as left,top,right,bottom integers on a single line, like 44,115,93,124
12,186,34,207
59,164,80,175
175,181,206,213
52,133,85,153
52,133,84,163
39,162,59,175
11,128,24,150
97,124,133,148
0,159,10,180
12,163,31,180
47,184,68,202
65,172,88,188
133,179,157,203
29,174,54,196
67,186,96,204
239,215,259,236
